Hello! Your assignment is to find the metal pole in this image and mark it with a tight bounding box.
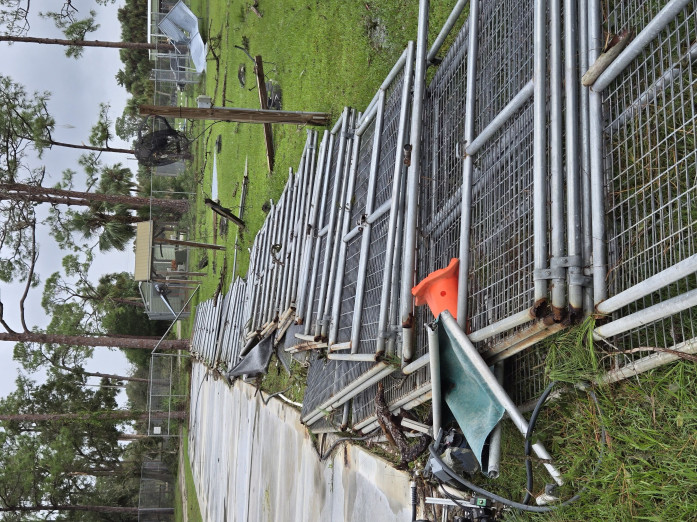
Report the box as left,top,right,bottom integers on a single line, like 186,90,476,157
290,132,317,309
550,0,566,317
352,91,385,354
465,80,534,156
598,338,697,385
439,311,563,486
533,0,549,306
578,0,594,316
304,137,333,335
376,42,415,357
297,132,328,321
329,115,361,345
316,110,350,337
486,363,504,479
456,0,480,330
597,254,697,314
588,0,607,305
400,0,429,360
427,0,468,64
427,324,442,438
594,289,697,340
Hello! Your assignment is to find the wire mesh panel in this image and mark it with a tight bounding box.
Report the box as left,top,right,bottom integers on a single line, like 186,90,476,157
138,457,176,521
147,353,187,437
593,1,697,368
301,49,414,428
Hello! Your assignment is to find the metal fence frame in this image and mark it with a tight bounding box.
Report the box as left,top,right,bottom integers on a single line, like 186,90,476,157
187,0,697,435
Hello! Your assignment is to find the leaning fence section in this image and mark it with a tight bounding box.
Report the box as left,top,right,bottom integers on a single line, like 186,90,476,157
591,0,697,382
186,0,697,436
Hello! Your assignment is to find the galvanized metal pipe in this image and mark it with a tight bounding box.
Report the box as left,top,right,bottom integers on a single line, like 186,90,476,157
456,0,480,329
400,0,429,360
578,0,594,315
329,115,361,345
327,353,377,362
376,43,415,358
440,311,563,486
468,309,534,343
288,132,315,309
588,0,608,304
465,80,534,156
594,288,697,340
427,0,468,64
597,254,697,314
533,0,549,305
486,363,504,479
427,323,443,439
315,109,349,336
296,131,328,319
402,352,430,374
275,184,293,317
306,132,336,334
550,0,566,314
352,91,385,355
565,0,584,314
592,0,691,92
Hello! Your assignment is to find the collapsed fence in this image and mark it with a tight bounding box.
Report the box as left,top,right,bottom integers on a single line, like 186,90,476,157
189,0,697,431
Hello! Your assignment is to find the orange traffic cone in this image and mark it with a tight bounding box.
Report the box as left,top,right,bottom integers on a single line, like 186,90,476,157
412,258,459,320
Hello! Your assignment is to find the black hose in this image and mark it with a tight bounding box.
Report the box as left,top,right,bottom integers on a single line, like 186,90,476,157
522,381,557,505
428,387,606,513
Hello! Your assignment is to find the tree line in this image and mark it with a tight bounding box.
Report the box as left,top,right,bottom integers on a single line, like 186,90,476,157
0,0,197,517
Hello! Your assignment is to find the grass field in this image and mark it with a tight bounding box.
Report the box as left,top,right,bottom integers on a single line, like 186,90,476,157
174,428,203,522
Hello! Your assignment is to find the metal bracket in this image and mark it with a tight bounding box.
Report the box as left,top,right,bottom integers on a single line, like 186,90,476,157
569,273,593,287
356,214,369,230
533,268,564,281
342,130,354,139
550,255,582,268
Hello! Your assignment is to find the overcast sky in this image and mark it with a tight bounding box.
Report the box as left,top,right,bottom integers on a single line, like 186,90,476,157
0,1,137,400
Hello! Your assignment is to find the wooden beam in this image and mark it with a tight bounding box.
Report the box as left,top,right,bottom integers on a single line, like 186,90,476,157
139,105,330,126
205,198,245,229
254,55,275,173
153,237,225,251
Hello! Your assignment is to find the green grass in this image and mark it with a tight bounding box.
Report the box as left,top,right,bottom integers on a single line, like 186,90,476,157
174,428,203,522
457,322,697,521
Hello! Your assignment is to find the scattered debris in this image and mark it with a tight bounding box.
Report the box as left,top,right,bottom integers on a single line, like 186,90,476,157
238,64,246,87
250,0,262,18
375,382,431,468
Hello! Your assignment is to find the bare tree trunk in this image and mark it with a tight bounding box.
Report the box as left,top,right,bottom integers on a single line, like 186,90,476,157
0,182,189,214
0,504,173,515
0,410,186,423
0,331,189,351
0,35,174,52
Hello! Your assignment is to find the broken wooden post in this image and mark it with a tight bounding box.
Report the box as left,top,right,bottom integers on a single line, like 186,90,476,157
205,198,245,229
139,105,330,126
254,55,275,173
